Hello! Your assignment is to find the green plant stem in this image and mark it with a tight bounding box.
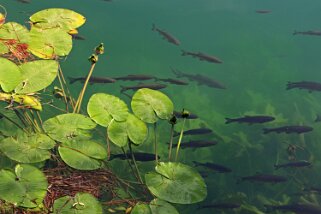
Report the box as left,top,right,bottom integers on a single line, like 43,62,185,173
154,123,158,164
23,110,39,132
121,147,141,184
168,124,175,161
13,109,28,128
175,118,186,162
73,63,96,113
57,66,70,112
129,142,144,184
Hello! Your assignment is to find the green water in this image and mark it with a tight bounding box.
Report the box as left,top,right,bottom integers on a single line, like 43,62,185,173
3,0,321,213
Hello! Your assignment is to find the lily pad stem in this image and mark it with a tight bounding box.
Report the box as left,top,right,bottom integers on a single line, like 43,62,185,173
168,123,174,161
121,147,142,184
175,117,186,162
129,142,144,184
154,123,158,164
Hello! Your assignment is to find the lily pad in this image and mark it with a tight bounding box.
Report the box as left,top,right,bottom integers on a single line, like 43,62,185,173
15,60,58,94
131,202,151,214
43,113,96,143
108,114,147,147
87,93,128,127
58,139,107,170
145,162,207,204
131,88,173,123
53,192,102,214
0,164,48,208
30,8,86,32
0,132,55,163
28,27,72,59
0,57,22,92
149,199,179,214
0,22,30,54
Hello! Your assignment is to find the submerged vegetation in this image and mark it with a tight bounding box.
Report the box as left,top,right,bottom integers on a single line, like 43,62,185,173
0,6,207,214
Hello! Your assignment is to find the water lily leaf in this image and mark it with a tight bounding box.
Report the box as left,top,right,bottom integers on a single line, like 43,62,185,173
0,164,48,208
30,8,86,32
149,199,179,214
0,132,55,163
0,22,29,54
131,88,173,123
87,93,128,127
28,27,72,59
43,113,96,143
145,162,207,204
0,57,22,92
58,139,106,170
131,202,151,214
53,192,102,214
108,114,147,147
15,60,58,94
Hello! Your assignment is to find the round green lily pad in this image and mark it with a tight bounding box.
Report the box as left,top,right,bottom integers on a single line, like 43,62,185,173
149,199,179,214
131,88,173,123
131,202,151,214
87,93,129,127
43,113,96,143
0,57,22,92
145,162,207,204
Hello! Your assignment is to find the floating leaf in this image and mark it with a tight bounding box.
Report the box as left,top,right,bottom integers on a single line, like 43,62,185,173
0,57,22,92
0,132,55,163
28,27,72,59
131,202,151,214
0,164,47,208
108,114,147,147
149,199,179,214
43,113,96,142
0,22,29,54
131,88,173,123
15,60,58,94
145,162,207,204
30,8,86,32
87,93,128,127
58,139,107,170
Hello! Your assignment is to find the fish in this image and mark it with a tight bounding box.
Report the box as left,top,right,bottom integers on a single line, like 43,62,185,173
120,83,167,92
263,125,313,134
240,173,287,183
155,78,188,85
265,203,321,214
225,115,275,124
286,81,321,92
173,128,213,137
17,0,31,3
199,203,241,210
171,140,218,149
315,114,321,123
68,76,116,84
172,68,226,89
293,30,321,36
181,50,223,64
115,74,156,81
110,152,159,162
193,161,231,173
152,24,180,46
173,111,198,119
274,160,312,170
303,187,321,194
256,10,272,14
71,34,86,40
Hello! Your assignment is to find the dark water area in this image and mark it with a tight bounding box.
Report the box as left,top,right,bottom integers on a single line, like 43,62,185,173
3,0,321,213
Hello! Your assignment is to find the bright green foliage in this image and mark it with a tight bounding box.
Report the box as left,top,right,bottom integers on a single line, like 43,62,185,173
108,113,148,147
149,199,179,214
43,113,96,142
0,132,55,163
131,202,151,214
87,93,129,127
15,60,58,94
0,164,48,208
58,139,107,170
28,27,72,59
53,192,103,214
0,57,22,92
145,162,207,204
0,22,30,54
131,88,174,123
30,8,86,32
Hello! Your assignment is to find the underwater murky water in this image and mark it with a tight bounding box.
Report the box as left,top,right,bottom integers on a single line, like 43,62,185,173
3,0,321,213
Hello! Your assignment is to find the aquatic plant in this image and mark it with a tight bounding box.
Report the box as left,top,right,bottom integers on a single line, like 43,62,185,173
0,6,207,213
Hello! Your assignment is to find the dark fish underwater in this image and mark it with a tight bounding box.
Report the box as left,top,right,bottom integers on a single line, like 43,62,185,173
263,125,313,134
115,74,156,81
193,161,231,173
68,76,116,84
225,115,275,124
274,160,312,170
286,81,321,92
240,173,287,183
173,128,213,137
199,202,241,210
120,83,167,92
110,152,159,162
265,203,321,214
171,140,218,149
174,110,198,119
152,24,181,46
293,30,321,36
155,78,188,85
181,50,223,64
